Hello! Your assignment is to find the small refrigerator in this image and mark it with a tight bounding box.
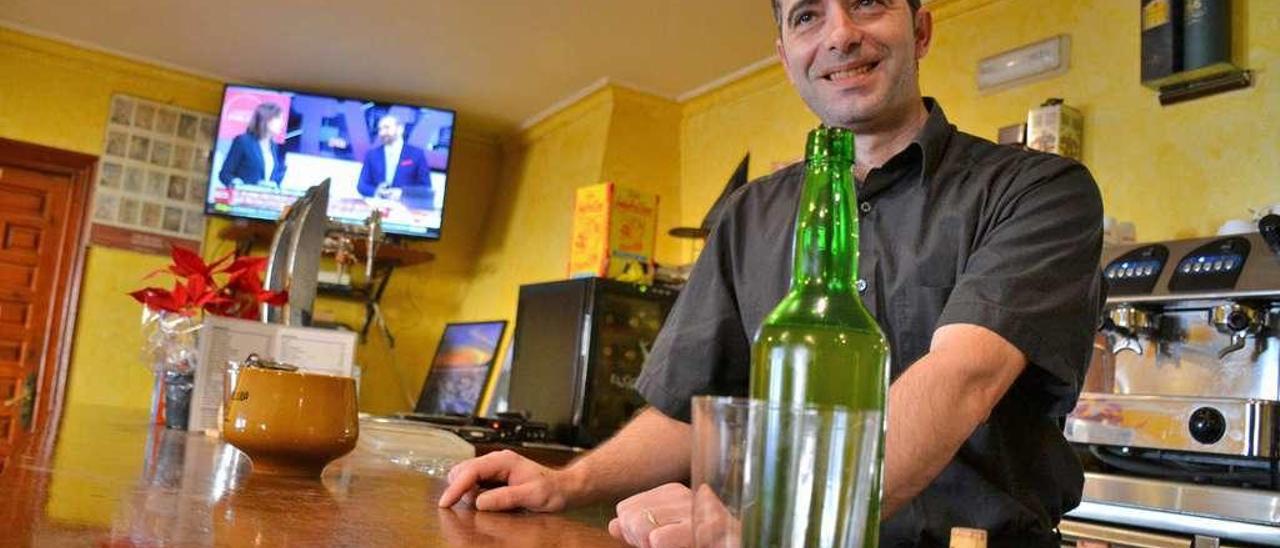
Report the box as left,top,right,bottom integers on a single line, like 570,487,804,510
506,278,678,447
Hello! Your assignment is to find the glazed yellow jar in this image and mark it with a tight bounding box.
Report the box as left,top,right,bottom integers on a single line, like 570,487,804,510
223,359,358,478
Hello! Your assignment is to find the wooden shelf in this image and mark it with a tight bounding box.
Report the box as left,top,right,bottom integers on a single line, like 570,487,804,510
216,219,276,249
216,220,435,267
216,219,434,346
316,282,372,301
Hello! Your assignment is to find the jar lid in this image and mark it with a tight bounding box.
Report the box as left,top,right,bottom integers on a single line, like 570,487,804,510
240,353,299,372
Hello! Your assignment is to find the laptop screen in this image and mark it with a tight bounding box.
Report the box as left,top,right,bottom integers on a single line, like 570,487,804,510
414,321,507,416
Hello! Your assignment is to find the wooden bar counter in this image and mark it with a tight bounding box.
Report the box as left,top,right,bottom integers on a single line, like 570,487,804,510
0,405,623,547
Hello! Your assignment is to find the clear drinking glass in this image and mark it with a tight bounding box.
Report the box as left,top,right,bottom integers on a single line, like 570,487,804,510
690,396,881,548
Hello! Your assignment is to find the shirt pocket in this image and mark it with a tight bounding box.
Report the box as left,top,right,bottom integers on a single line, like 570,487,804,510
890,284,953,377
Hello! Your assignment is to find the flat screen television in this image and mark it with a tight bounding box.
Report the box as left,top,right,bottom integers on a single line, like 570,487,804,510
205,84,455,239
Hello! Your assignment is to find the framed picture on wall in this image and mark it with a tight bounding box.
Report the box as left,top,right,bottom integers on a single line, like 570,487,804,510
90,93,218,255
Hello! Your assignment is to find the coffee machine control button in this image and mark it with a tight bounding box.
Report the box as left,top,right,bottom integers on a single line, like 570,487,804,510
1188,407,1227,445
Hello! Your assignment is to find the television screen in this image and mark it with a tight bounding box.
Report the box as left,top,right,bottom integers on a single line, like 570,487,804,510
205,85,455,239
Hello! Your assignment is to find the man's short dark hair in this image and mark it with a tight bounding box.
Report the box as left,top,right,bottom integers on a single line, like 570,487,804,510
771,0,921,28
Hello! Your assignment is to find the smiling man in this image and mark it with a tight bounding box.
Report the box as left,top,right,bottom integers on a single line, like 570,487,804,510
439,1,1104,546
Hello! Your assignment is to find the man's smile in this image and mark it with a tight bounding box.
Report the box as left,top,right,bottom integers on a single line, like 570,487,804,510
818,59,882,87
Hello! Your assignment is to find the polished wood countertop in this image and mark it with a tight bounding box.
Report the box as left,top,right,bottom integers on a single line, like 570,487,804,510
0,405,622,547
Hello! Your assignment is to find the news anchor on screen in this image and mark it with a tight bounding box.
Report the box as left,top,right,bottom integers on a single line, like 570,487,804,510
356,115,435,210
218,102,287,188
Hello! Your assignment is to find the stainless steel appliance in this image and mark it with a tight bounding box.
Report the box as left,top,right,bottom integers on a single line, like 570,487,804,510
1062,231,1280,546
263,179,330,325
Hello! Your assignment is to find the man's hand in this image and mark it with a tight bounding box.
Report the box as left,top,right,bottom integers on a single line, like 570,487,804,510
692,484,740,547
439,408,692,517
608,483,693,548
437,450,578,512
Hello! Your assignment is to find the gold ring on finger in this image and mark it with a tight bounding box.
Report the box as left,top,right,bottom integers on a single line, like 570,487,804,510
643,508,660,527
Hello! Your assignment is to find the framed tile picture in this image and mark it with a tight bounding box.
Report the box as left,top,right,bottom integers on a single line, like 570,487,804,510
90,94,217,254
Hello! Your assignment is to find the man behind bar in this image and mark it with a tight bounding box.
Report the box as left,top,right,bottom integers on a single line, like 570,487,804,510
440,0,1103,546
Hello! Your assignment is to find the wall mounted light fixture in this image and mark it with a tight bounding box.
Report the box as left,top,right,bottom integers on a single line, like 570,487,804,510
977,35,1070,92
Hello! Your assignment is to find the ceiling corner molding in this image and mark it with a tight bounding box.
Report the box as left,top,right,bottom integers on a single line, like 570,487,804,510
605,79,679,103
453,127,501,147
676,55,780,103
516,77,612,131
516,76,683,133
518,53,787,134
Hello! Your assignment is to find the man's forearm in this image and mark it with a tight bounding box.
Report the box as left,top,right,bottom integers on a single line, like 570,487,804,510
880,324,1027,518
558,407,691,508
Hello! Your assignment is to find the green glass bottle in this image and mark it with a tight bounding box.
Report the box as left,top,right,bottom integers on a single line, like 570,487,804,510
747,126,889,547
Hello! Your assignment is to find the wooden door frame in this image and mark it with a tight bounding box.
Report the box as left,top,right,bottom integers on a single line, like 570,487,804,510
0,138,95,448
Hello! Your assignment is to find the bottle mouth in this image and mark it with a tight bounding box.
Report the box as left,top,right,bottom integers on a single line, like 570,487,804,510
805,126,854,164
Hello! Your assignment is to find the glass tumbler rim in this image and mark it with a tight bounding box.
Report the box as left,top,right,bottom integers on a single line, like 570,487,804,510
691,395,865,416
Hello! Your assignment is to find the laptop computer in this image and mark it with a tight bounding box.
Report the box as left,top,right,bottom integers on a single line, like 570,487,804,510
397,320,507,425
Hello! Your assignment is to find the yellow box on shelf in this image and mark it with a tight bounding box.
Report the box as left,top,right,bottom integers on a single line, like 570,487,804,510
568,182,659,285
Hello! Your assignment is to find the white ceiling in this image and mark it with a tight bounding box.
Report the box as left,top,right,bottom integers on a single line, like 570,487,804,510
1,1,780,136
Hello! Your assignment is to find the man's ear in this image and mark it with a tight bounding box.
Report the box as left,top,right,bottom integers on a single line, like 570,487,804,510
914,7,933,60
776,38,797,86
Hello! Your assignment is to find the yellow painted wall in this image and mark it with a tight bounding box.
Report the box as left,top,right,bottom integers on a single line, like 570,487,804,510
451,0,1278,412
354,131,504,414
0,27,503,415
679,66,817,261
676,0,1280,243
453,86,687,411
921,0,1279,240
454,89,614,390
600,87,684,266
6,0,1275,420
1,28,226,410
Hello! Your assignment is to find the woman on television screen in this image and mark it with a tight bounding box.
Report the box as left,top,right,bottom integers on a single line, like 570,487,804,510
218,102,287,188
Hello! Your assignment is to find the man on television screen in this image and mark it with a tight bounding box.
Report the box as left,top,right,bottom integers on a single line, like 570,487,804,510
356,114,435,210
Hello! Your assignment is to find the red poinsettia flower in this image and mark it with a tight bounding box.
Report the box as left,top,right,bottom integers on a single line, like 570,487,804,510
129,245,287,319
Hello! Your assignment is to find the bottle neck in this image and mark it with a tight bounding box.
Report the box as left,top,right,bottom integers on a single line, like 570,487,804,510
791,157,859,294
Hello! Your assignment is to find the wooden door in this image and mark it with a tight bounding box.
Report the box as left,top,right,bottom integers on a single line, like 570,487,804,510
0,139,93,472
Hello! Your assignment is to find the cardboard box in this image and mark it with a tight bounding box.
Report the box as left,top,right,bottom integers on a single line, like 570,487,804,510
996,123,1026,147
1026,99,1083,161
568,183,659,284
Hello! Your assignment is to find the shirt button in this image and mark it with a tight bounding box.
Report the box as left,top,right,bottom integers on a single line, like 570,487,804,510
856,279,868,294
859,202,872,214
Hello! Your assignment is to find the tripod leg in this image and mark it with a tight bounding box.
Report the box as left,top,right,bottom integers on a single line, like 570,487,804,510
360,301,375,343
372,301,395,348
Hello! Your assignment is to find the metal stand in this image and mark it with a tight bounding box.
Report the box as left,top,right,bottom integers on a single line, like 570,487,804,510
220,209,433,346
361,263,396,347
320,211,396,345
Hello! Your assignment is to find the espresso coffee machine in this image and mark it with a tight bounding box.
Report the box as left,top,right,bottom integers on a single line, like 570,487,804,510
1061,228,1280,546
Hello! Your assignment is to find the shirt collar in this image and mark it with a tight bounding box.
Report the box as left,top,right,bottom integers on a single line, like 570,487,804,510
856,97,954,201
916,97,953,180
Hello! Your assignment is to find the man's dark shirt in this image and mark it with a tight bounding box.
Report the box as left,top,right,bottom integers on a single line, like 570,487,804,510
635,99,1103,547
